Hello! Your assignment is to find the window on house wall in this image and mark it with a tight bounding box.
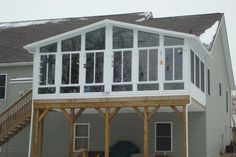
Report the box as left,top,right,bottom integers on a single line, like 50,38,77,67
84,28,105,93
219,83,222,96
74,123,90,151
0,74,6,99
155,122,172,152
190,50,194,84
226,91,229,112
39,44,57,94
200,61,205,92
195,56,200,88
207,69,211,95
137,31,159,91
112,26,133,92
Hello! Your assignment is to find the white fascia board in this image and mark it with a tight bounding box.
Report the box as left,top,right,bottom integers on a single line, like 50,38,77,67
23,19,198,52
0,62,33,67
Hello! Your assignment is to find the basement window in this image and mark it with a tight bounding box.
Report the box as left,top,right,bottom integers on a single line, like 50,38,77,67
74,123,90,151
155,122,172,152
0,74,6,99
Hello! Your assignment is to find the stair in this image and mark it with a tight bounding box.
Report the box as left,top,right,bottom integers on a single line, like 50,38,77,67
0,89,32,146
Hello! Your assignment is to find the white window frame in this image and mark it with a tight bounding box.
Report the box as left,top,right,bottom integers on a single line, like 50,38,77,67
138,47,159,83
155,122,173,152
73,123,90,152
0,74,7,100
164,46,184,82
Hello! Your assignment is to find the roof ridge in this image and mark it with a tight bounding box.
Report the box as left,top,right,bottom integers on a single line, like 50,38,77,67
0,11,150,24
155,12,223,19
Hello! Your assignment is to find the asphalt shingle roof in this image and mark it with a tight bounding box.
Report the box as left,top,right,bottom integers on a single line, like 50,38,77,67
0,12,223,64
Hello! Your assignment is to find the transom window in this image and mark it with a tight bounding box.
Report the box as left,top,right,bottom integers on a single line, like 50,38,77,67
113,26,133,49
74,123,90,151
62,35,81,51
155,122,172,152
0,74,6,99
86,27,105,50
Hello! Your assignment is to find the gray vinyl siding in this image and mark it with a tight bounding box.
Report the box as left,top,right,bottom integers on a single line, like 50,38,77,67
206,26,231,157
36,111,206,157
0,126,30,157
0,65,33,112
0,65,32,157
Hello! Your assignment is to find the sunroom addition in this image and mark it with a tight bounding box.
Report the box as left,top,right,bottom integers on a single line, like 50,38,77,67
34,20,188,100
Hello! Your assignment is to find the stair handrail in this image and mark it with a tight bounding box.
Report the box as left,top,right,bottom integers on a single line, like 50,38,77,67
0,89,32,123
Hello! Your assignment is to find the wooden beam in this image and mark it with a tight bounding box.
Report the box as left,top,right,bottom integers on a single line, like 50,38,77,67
104,108,110,157
38,109,50,122
34,95,190,109
171,106,183,120
95,108,105,119
68,108,75,157
74,108,85,122
60,109,70,121
133,107,144,119
110,108,120,121
182,106,188,157
143,107,149,157
148,107,160,120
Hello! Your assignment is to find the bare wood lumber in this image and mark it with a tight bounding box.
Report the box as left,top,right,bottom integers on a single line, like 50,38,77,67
110,108,120,121
95,108,105,119
171,106,183,120
143,107,149,157
133,107,144,119
68,108,75,157
105,108,110,157
148,107,160,120
38,109,50,122
74,108,85,122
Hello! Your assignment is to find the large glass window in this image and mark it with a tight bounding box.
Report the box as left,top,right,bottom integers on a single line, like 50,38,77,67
86,28,105,50
0,74,6,99
112,50,132,91
138,49,159,91
84,52,104,92
74,123,90,151
207,69,211,95
155,122,172,152
195,56,200,88
113,27,133,49
138,31,159,47
62,35,81,51
190,50,195,84
165,48,183,80
61,53,80,93
200,61,205,92
38,55,56,94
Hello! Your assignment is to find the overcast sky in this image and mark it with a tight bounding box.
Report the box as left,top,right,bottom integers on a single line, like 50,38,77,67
0,0,235,84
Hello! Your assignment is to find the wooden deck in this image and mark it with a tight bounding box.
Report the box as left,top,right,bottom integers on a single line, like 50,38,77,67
31,95,190,157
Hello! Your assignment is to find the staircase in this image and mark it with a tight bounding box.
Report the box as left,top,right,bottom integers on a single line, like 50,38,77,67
0,89,32,146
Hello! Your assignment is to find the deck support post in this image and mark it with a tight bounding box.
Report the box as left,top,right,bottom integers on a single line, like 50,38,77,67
144,107,149,157
182,105,188,157
32,109,43,157
105,108,110,157
68,108,75,157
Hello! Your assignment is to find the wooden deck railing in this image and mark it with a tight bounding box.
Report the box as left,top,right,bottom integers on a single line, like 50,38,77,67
0,89,32,139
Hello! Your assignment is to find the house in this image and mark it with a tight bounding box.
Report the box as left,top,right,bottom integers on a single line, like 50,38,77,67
0,12,235,157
